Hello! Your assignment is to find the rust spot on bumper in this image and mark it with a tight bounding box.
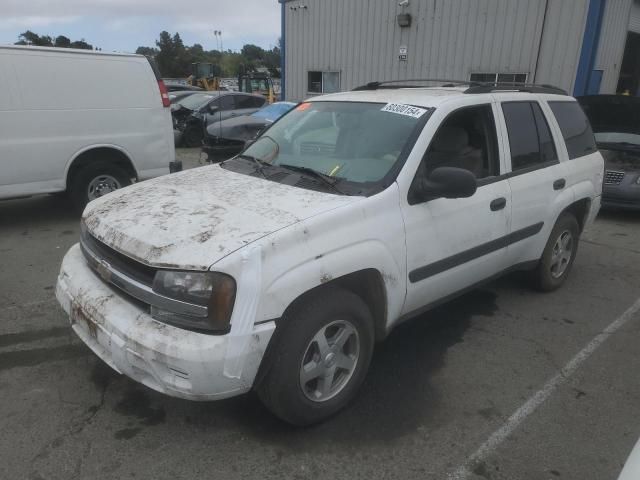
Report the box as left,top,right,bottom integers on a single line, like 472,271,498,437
72,302,98,339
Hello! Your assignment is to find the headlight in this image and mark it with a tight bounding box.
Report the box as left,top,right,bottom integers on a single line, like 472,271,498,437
635,175,640,185
151,271,236,333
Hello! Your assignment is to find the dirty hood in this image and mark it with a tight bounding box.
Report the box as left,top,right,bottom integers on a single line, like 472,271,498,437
83,165,358,270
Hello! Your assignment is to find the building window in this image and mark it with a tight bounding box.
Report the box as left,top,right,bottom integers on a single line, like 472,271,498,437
308,71,341,94
470,73,528,84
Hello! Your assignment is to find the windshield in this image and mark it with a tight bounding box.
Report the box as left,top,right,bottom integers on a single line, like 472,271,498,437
594,132,640,147
178,93,217,111
242,101,427,185
252,102,296,121
579,96,640,143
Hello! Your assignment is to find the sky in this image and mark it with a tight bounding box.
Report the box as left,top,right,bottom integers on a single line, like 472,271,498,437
0,0,282,53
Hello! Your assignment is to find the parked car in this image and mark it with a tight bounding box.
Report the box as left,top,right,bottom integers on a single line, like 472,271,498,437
169,90,199,103
56,83,603,426
578,95,640,210
203,101,296,161
0,45,178,207
165,84,203,92
172,92,267,147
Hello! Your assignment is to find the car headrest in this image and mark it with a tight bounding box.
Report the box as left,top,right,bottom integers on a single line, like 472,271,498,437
432,126,469,153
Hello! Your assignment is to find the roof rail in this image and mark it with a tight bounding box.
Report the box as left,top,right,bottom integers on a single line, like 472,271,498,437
352,79,567,96
463,83,567,95
352,79,480,91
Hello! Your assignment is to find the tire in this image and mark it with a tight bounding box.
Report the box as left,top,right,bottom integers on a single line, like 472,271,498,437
182,126,203,147
70,161,132,210
257,287,375,426
532,212,580,292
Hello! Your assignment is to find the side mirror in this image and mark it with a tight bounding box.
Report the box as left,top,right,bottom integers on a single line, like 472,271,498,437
208,105,219,114
417,167,477,200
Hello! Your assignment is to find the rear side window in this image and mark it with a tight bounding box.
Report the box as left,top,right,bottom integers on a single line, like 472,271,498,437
548,101,597,159
236,95,265,109
218,95,235,111
502,102,558,171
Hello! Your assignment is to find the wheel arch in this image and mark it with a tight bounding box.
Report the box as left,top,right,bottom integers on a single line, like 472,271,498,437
561,197,592,232
64,145,137,190
280,268,389,342
253,268,389,391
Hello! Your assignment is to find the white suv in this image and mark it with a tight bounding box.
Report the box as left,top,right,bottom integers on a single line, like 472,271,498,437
56,82,603,425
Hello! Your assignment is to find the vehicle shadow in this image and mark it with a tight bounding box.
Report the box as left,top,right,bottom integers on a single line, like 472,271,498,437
0,194,79,230
102,289,499,450
597,208,640,223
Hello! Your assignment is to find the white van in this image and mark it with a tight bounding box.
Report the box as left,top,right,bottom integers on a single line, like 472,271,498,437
0,45,178,207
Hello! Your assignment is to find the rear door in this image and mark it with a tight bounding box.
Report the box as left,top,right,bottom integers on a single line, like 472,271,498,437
497,99,570,266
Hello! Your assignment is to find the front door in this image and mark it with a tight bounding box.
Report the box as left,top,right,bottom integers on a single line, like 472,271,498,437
401,103,512,315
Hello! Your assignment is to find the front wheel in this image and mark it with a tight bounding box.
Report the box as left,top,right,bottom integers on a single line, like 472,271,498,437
70,162,132,210
532,212,580,291
257,288,374,426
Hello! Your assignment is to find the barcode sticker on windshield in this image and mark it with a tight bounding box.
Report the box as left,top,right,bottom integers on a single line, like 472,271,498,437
381,103,427,118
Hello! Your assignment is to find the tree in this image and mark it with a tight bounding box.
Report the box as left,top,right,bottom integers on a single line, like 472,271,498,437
241,44,265,62
70,39,92,50
135,46,159,57
139,31,281,78
14,31,93,50
54,35,71,48
15,31,53,46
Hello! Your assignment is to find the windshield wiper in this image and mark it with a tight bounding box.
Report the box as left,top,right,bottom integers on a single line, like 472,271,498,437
236,154,270,178
278,164,346,195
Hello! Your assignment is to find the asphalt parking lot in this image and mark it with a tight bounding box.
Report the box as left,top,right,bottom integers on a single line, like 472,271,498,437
2,150,640,480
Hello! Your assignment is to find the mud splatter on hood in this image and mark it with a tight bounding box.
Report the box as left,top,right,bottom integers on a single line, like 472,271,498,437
83,165,358,270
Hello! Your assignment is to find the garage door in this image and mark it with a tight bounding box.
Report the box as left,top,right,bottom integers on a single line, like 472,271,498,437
630,0,640,33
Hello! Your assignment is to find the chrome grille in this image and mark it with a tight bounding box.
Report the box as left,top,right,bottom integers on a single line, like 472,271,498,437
604,170,625,185
80,232,208,318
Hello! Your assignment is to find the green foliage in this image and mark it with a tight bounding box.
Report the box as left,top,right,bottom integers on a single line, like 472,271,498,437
13,29,280,77
15,31,93,50
137,32,281,78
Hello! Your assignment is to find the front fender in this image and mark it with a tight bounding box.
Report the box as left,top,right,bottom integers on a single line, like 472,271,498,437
211,184,408,331
262,234,405,326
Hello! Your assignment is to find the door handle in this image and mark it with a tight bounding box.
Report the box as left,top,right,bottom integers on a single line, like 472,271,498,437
553,178,566,190
490,197,507,211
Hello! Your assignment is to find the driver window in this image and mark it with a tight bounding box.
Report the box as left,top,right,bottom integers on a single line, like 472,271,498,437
422,105,499,180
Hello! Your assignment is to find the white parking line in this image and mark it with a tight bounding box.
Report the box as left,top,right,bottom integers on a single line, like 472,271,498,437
448,297,640,480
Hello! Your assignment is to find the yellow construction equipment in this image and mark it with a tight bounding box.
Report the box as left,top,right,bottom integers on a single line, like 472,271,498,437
238,72,276,104
188,63,222,91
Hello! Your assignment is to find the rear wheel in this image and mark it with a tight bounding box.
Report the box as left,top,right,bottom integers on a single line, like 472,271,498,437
70,162,131,210
257,288,374,426
532,212,580,291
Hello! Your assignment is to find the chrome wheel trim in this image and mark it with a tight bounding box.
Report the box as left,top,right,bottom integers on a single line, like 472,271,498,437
550,230,573,279
299,320,360,403
87,175,121,201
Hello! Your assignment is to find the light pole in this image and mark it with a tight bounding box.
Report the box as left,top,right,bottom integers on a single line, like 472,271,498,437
213,30,223,52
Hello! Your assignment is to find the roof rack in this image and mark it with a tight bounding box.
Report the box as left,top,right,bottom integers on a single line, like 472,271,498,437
352,79,479,91
352,78,567,95
464,83,567,95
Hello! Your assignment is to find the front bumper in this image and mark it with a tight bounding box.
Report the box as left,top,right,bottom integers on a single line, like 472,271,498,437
602,182,640,211
55,244,275,401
